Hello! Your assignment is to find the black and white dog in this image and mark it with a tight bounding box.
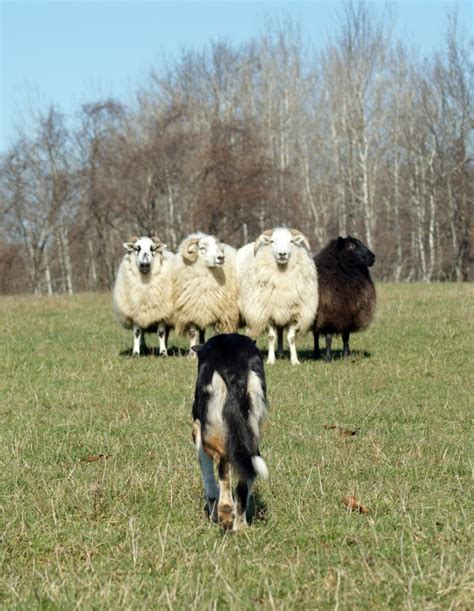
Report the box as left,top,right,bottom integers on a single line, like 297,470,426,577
192,334,268,530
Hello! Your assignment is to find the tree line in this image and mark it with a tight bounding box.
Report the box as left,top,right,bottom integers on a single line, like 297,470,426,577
1,3,472,295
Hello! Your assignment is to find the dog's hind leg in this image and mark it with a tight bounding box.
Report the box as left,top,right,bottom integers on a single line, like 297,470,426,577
234,478,254,530
217,458,234,530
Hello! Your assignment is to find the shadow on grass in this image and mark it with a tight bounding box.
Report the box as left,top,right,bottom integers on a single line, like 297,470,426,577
248,490,269,525
257,348,372,363
119,346,189,358
300,348,372,361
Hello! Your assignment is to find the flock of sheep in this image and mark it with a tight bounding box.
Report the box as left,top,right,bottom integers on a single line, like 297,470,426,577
113,227,376,364
112,227,376,530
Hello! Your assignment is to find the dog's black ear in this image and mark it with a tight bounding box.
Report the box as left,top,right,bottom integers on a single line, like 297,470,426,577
192,344,203,353
252,340,257,345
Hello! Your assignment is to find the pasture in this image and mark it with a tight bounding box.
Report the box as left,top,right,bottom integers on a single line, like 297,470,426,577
1,284,473,609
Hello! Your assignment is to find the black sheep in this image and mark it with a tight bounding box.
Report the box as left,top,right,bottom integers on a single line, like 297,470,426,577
313,236,376,361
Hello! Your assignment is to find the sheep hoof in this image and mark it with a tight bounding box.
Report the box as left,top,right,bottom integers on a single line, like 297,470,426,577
291,360,301,366
188,350,198,359
160,350,168,357
132,352,140,358
266,356,275,365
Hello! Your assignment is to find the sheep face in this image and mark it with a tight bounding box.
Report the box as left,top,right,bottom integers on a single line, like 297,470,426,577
337,236,375,268
123,236,166,275
255,228,309,266
183,235,225,268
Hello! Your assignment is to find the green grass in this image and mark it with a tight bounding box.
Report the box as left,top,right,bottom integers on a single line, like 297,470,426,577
1,284,473,609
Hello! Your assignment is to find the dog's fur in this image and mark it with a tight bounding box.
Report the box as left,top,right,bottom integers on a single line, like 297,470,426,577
192,334,268,531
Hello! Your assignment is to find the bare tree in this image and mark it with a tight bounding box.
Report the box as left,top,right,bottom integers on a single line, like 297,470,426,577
76,100,126,289
1,107,73,293
1,3,472,293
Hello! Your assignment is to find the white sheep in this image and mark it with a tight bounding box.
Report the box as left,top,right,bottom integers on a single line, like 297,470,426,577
236,227,318,365
172,232,240,354
113,236,174,356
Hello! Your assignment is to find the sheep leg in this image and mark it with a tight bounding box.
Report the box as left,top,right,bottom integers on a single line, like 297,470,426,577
313,328,322,359
157,322,168,356
199,329,206,344
188,325,200,357
276,327,284,359
267,325,277,365
324,334,333,362
217,458,234,530
193,420,219,520
288,324,300,366
132,325,143,357
234,478,254,531
342,331,351,358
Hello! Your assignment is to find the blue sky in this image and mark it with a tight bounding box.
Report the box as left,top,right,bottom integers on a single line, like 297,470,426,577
1,1,472,152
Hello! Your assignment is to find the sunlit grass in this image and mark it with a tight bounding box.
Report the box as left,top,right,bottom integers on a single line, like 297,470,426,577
1,284,473,608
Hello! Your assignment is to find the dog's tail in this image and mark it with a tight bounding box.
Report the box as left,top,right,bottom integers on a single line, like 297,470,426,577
223,383,268,481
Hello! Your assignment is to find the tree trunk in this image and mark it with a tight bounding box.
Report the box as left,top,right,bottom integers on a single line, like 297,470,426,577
59,224,73,295
393,154,403,282
87,238,98,291
411,162,427,281
426,159,437,282
45,263,53,296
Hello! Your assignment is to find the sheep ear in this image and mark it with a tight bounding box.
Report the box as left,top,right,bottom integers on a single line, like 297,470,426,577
254,231,273,254
182,238,199,262
191,344,203,353
151,237,166,253
123,242,136,252
290,230,310,250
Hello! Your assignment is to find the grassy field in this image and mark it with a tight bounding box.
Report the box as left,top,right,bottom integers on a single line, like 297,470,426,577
1,284,473,609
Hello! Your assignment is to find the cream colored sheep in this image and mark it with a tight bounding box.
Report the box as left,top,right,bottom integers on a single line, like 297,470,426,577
172,232,239,354
237,227,318,365
113,236,174,356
